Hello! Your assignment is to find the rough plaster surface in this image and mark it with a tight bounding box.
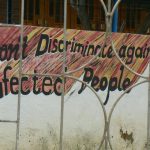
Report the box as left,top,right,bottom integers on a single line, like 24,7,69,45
0,68,148,150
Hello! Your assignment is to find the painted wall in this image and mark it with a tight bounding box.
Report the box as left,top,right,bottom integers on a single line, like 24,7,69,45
0,26,149,150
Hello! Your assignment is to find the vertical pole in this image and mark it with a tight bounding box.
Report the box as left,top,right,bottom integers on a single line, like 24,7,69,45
147,63,150,150
104,122,108,150
105,1,111,149
59,0,67,150
107,0,112,33
112,0,118,32
15,0,24,149
108,0,111,13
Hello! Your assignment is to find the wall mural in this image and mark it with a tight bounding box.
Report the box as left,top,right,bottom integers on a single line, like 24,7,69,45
0,26,149,105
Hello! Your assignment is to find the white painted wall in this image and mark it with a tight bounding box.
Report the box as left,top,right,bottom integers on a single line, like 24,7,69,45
0,67,148,150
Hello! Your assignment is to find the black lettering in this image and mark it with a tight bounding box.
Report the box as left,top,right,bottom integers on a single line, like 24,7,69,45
42,77,53,95
94,45,101,55
100,77,108,91
126,46,135,64
101,45,107,58
10,77,19,94
91,76,99,91
0,82,4,98
33,76,41,94
119,45,126,58
78,68,94,94
22,36,28,59
51,39,58,53
87,44,95,56
145,47,150,58
107,46,114,58
54,77,62,96
70,38,75,52
74,43,84,53
135,47,143,58
58,40,64,53
21,77,30,95
118,65,124,91
3,66,12,95
122,78,131,93
104,77,117,105
0,45,7,61
35,34,49,56
66,41,71,51
7,44,19,61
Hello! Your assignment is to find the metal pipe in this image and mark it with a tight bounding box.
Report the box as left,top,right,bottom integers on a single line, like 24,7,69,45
111,0,121,16
0,23,21,27
104,1,112,149
22,73,61,77
15,0,24,149
147,64,150,150
99,0,107,15
107,0,112,33
0,120,17,123
59,0,67,150
108,0,111,12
